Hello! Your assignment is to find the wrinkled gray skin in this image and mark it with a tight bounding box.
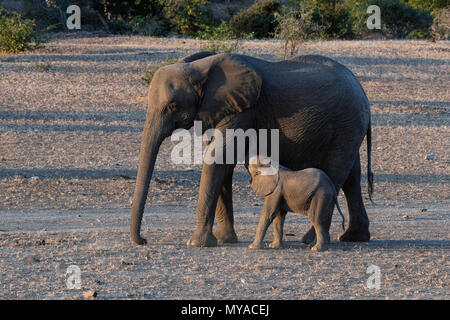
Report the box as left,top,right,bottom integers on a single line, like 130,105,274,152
247,158,345,252
130,51,373,247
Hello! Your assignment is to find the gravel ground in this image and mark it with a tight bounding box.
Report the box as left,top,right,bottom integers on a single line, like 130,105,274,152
0,35,449,299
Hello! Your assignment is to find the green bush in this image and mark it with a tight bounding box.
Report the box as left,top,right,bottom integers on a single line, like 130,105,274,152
407,28,430,39
199,39,242,53
21,0,60,31
229,0,281,38
346,0,433,38
0,8,39,53
402,0,449,13
431,6,449,40
107,18,134,34
196,20,233,40
377,0,433,38
164,0,213,36
129,15,171,36
274,6,323,59
300,0,354,39
92,0,165,19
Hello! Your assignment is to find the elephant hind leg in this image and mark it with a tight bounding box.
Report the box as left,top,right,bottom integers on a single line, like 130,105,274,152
300,226,316,245
214,168,238,244
339,154,370,242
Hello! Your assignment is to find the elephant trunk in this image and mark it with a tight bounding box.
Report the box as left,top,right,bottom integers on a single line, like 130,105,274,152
130,115,167,245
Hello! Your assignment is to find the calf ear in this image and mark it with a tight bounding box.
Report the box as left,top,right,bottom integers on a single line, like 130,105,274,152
251,172,279,196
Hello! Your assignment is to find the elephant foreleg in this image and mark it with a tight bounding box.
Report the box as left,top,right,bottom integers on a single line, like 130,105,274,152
339,154,370,242
187,162,234,247
214,170,238,244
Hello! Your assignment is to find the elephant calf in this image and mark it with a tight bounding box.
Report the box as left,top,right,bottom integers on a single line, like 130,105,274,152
248,156,344,252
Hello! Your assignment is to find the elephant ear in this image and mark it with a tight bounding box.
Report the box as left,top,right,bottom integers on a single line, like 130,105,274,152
178,51,216,63
250,170,280,197
188,54,262,128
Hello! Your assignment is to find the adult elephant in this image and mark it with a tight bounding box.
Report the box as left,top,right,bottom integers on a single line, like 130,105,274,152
130,51,373,246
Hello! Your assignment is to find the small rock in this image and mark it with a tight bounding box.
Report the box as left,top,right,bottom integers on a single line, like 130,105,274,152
35,239,46,246
30,176,40,180
425,154,435,160
420,208,428,212
402,215,409,219
114,259,133,266
186,167,195,171
240,278,247,284
82,290,97,299
24,256,40,264
153,178,162,184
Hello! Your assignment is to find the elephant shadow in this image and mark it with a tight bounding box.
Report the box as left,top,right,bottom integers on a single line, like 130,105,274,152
220,239,449,251
345,239,450,250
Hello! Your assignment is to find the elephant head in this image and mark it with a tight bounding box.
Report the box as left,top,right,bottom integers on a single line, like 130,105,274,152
130,52,262,245
248,155,280,197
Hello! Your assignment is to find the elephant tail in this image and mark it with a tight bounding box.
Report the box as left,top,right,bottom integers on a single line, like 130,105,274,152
334,197,345,231
367,120,374,202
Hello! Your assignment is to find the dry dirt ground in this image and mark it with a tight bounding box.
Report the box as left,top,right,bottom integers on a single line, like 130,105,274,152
0,35,449,300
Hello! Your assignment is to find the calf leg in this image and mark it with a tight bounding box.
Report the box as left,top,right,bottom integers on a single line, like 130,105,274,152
249,196,281,249
269,210,287,248
308,194,333,252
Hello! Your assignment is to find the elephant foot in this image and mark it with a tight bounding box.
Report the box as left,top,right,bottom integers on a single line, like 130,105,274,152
339,226,370,242
269,241,284,249
214,228,238,244
300,227,316,245
187,231,217,247
248,241,264,249
131,236,147,246
311,243,328,252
